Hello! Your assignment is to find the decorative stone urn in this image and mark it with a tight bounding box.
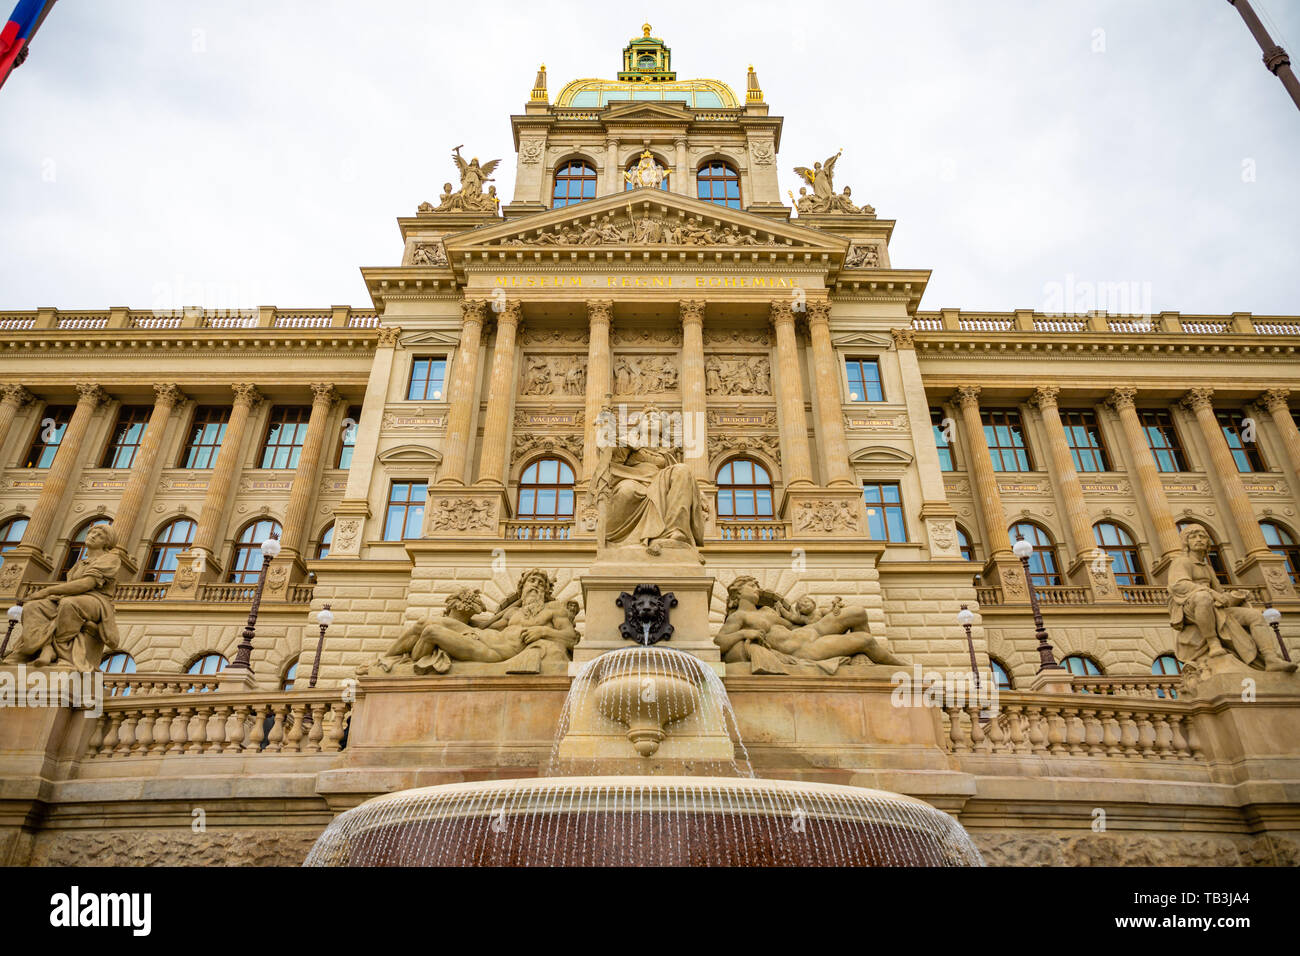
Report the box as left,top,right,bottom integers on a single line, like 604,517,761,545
592,657,698,757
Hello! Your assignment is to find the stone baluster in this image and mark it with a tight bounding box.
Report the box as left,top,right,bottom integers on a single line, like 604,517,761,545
769,299,813,486
17,383,108,558
186,705,210,755
167,707,191,754
1024,705,1048,754
322,703,349,752
99,713,122,757
679,300,709,481
438,301,487,485
1169,714,1191,759
1117,710,1141,756
208,705,230,752
1065,709,1087,755
245,704,267,752
1107,387,1182,561
1136,713,1158,757
984,713,1008,753
305,703,327,753
967,706,987,752
1045,707,1067,754
1082,708,1105,756
264,704,287,753
1152,714,1175,759
114,712,138,757
581,300,613,482
284,703,306,753
132,711,154,755
475,300,522,486
223,704,248,754
946,707,967,752
0,385,34,470
112,384,187,554
1006,704,1030,754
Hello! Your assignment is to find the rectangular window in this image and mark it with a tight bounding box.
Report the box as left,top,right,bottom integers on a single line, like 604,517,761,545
101,406,152,469
1139,410,1187,472
862,482,906,542
981,409,1032,471
931,407,955,471
1216,410,1266,472
336,405,362,469
844,358,884,402
259,406,311,469
407,356,448,401
24,405,72,468
383,481,427,540
1061,410,1110,472
179,406,230,469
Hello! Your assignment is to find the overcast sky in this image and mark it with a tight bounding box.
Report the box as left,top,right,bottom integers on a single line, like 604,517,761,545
1,0,1297,316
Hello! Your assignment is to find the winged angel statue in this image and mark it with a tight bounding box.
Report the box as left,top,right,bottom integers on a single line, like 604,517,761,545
435,146,502,213
789,149,871,215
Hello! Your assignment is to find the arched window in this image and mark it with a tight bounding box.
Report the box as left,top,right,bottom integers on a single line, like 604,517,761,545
281,657,299,692
625,156,670,191
1062,654,1103,677
516,458,576,519
228,518,283,584
1152,652,1182,699
1093,521,1147,586
100,651,136,674
61,517,112,578
988,657,1013,690
956,525,975,562
144,517,196,583
0,515,28,565
1261,521,1300,585
552,160,597,207
315,523,334,560
1177,520,1230,584
187,653,228,676
696,161,741,208
1009,521,1062,586
716,457,775,521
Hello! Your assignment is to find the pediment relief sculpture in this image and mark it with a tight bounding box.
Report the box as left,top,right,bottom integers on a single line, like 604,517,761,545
705,355,771,395
613,355,678,395
715,575,904,676
522,355,587,396
359,571,579,677
497,211,791,248
790,149,875,216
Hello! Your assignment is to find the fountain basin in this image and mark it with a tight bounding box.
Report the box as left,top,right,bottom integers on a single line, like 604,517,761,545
304,775,985,867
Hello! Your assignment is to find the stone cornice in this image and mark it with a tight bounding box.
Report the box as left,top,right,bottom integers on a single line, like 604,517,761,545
911,334,1299,361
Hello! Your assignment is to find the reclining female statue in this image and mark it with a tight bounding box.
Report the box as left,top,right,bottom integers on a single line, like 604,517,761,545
3,523,121,671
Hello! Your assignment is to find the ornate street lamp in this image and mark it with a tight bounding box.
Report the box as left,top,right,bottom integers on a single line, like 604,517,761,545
0,602,22,659
1012,532,1063,672
957,604,980,691
229,531,281,671
1263,604,1291,663
308,604,334,689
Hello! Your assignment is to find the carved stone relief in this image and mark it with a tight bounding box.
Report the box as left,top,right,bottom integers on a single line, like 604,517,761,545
522,355,587,396
611,328,682,347
793,499,861,534
410,242,448,267
514,432,583,462
498,212,790,247
708,434,781,464
705,355,771,396
844,244,880,269
427,496,497,534
704,329,770,347
612,355,679,394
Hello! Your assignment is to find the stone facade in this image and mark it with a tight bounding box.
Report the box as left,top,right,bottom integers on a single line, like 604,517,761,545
1,27,1298,866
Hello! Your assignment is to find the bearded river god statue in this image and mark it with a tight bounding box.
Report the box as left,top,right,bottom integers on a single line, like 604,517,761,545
592,406,705,562
715,575,906,676
2,523,121,671
1168,525,1296,689
359,570,579,676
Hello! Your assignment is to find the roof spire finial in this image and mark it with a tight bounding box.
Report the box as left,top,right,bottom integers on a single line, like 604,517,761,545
746,64,763,103
642,22,652,38
531,63,548,102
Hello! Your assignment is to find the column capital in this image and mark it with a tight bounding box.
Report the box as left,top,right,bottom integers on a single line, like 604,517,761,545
153,383,187,409
231,383,263,409
769,298,796,326
585,299,614,326
889,327,916,350
309,383,339,407
498,299,523,327
1030,385,1061,410
461,298,488,325
678,299,706,326
1258,387,1292,414
1106,386,1138,413
376,325,403,348
952,385,982,410
0,384,34,408
805,299,831,326
1181,387,1215,413
74,383,109,407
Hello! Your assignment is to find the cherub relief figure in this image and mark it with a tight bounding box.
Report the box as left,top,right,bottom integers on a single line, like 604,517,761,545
714,576,905,675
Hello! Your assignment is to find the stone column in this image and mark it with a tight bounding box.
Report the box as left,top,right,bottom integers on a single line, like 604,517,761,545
605,136,620,196
1259,388,1300,479
112,383,187,560
679,299,709,481
804,301,854,487
475,299,522,486
437,300,487,486
188,383,262,570
581,300,613,482
330,326,402,559
1107,387,1181,562
770,299,813,487
954,386,1010,559
279,384,338,560
1182,388,1270,559
18,383,107,559
0,385,34,467
674,136,689,197
1031,386,1118,598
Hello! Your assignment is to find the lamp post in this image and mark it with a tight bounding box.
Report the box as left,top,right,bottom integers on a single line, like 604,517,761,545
308,604,333,689
229,531,281,671
1263,604,1291,663
957,604,980,691
1012,532,1063,672
0,602,21,659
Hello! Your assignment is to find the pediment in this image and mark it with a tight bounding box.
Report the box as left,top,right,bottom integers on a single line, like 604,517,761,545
849,445,914,466
378,444,443,465
831,331,895,348
600,100,696,124
399,329,460,347
444,190,845,253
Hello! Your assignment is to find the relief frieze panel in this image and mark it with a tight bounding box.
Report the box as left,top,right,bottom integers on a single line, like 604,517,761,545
705,355,771,396
613,354,679,395
522,355,587,396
